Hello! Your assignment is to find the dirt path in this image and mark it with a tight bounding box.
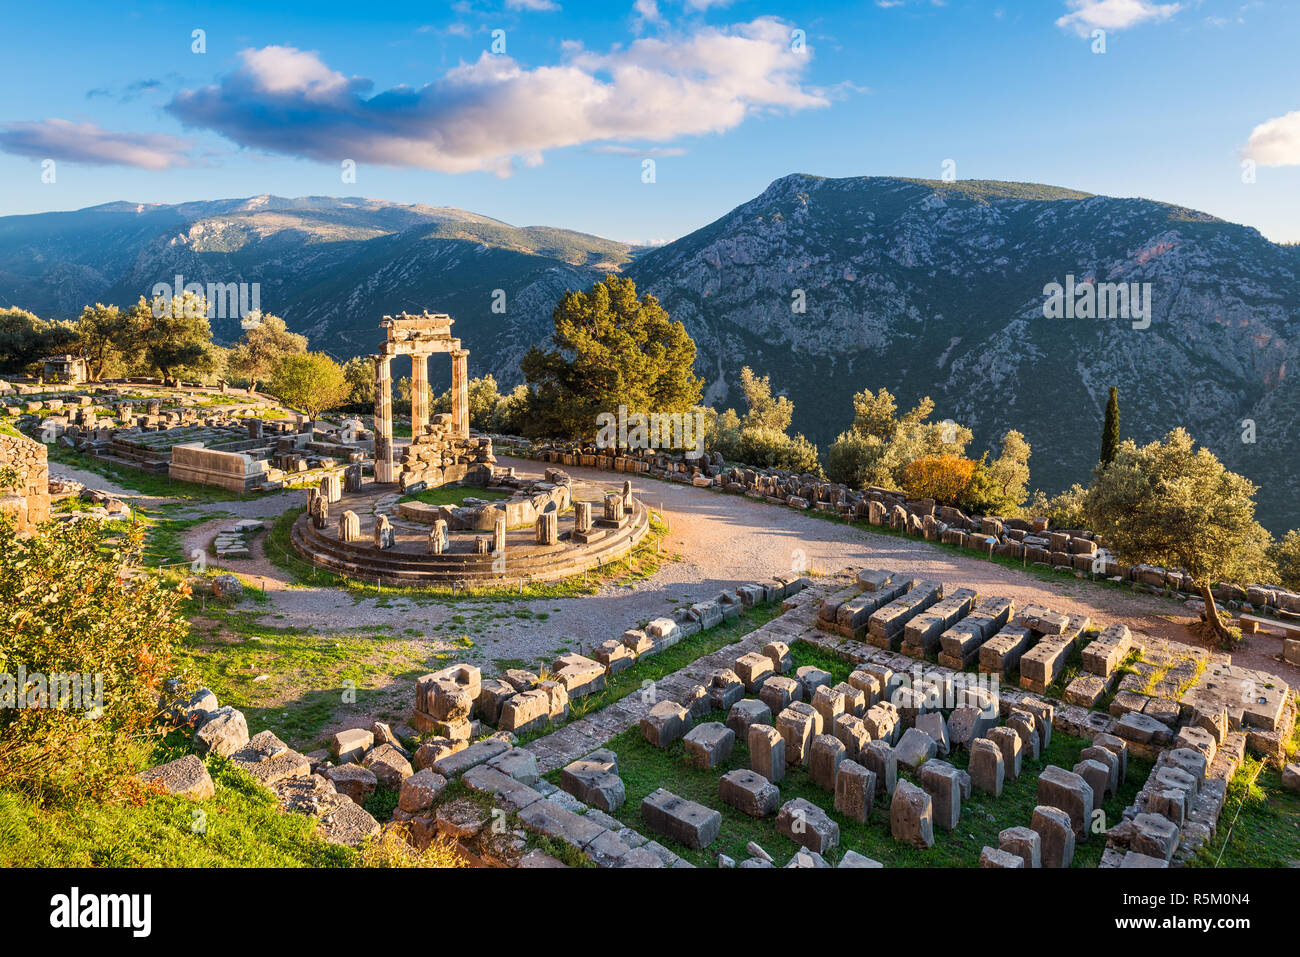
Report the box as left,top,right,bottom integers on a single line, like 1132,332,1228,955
160,456,1299,685
48,463,162,502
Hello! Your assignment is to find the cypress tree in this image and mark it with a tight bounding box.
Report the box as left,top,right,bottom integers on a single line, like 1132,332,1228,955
1100,386,1119,466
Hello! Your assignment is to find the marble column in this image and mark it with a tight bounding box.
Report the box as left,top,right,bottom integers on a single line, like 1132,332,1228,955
574,500,593,534
410,351,429,438
451,348,470,439
374,354,395,483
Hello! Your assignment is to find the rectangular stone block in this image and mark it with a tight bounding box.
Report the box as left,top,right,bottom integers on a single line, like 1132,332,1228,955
641,788,721,850
776,797,840,854
978,625,1033,677
867,581,942,649
833,759,876,823
1081,622,1134,676
748,723,786,783
719,768,780,818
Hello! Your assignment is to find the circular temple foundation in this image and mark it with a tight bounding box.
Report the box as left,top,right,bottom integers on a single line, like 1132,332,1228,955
289,478,652,586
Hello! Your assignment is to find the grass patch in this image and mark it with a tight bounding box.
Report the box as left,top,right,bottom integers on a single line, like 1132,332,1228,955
1193,725,1300,868
573,640,1150,867
0,733,355,867
400,485,513,507
175,611,437,748
137,505,232,567
45,445,243,503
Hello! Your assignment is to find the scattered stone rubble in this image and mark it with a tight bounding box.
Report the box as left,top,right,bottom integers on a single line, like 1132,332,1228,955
137,559,1293,869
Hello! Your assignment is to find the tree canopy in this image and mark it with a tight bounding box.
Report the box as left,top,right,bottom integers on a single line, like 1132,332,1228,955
226,313,307,394
133,292,219,381
0,308,75,374
1085,428,1273,643
270,352,351,420
1100,386,1120,466
521,275,702,441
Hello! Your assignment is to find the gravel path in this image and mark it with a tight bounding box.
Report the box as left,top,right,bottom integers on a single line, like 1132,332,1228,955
142,455,1299,683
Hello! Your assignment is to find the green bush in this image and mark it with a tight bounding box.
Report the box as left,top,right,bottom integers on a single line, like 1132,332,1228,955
0,517,191,805
737,426,822,475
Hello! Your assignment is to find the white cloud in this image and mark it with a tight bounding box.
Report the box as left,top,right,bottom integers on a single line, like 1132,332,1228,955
0,119,198,169
1243,110,1300,167
505,0,560,11
1056,0,1181,36
167,18,826,176
586,144,687,156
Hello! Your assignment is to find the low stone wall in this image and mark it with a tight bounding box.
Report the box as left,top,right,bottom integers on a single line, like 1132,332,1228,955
169,442,271,492
500,438,1300,627
0,431,50,533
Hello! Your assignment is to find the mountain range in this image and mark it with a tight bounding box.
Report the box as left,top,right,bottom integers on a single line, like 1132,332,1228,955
2,176,1297,533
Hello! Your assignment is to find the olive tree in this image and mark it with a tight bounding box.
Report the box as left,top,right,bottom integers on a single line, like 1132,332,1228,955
1085,428,1273,645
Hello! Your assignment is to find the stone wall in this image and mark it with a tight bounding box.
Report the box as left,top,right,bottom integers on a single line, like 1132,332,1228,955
501,438,1300,627
169,443,272,492
0,431,51,533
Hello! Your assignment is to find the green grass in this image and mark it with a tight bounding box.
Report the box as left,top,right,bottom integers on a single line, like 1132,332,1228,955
571,639,1150,867
400,485,513,507
45,445,243,502
1193,727,1300,868
0,733,355,867
137,505,232,567
512,602,784,745
175,610,440,748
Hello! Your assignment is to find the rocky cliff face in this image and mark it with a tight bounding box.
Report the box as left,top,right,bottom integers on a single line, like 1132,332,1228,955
2,179,1297,531
625,175,1300,533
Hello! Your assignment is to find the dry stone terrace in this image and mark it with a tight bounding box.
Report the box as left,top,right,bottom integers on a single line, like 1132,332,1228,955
145,556,1294,868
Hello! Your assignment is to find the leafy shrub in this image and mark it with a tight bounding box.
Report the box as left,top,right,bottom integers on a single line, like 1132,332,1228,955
1024,483,1091,528
737,427,822,475
900,454,977,504
1269,529,1300,591
823,430,886,489
0,517,191,805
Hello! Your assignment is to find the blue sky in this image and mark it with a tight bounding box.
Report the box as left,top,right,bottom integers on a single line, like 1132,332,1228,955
2,0,1298,244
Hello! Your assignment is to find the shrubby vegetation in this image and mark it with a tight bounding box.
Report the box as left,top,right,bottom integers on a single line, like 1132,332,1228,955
0,518,191,804
821,386,1030,515
1270,530,1300,591
707,368,821,473
1086,428,1274,645
270,352,351,420
226,314,308,394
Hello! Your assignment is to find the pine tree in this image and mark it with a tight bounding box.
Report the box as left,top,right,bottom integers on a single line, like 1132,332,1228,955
1100,386,1120,466
520,275,703,441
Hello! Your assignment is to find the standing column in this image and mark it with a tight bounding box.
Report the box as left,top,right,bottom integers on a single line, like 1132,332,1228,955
410,352,429,438
451,348,470,438
374,354,395,483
